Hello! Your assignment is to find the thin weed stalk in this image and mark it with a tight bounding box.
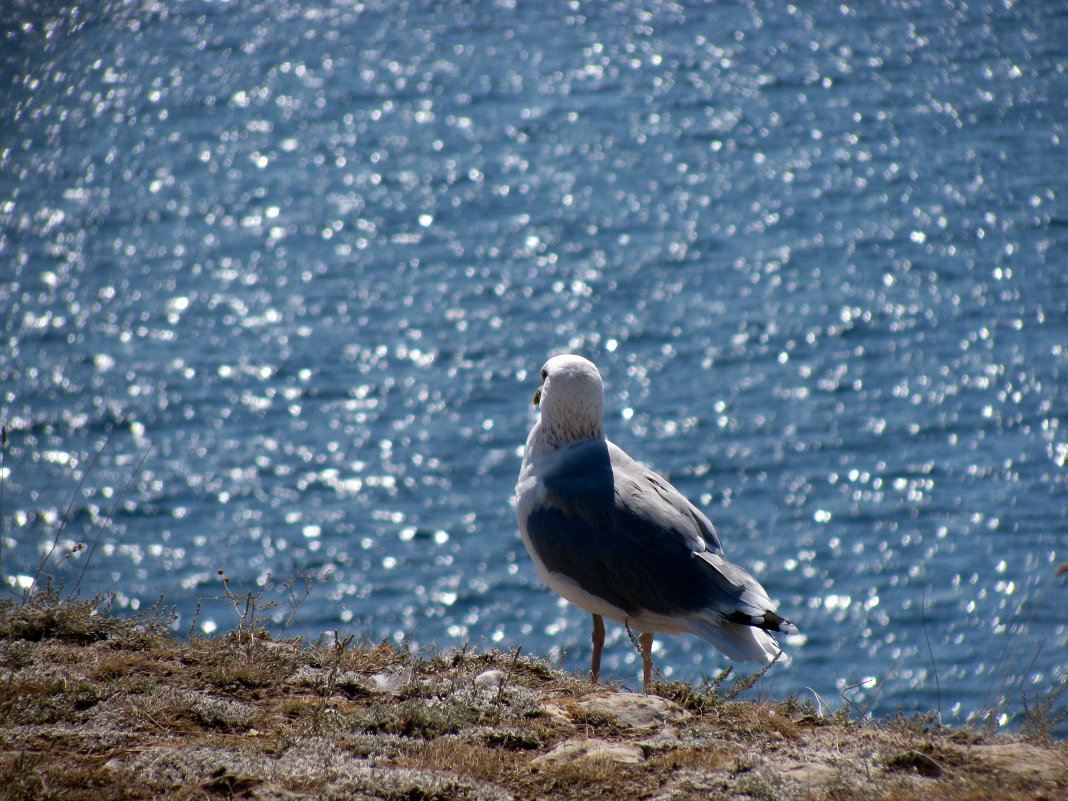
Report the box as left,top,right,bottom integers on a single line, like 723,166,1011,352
1021,680,1068,742
188,601,203,638
280,571,316,635
922,588,942,724
74,442,153,598
493,646,523,721
803,686,829,718
724,648,783,701
845,650,905,722
981,568,1061,730
28,425,118,600
840,677,877,721
0,425,7,585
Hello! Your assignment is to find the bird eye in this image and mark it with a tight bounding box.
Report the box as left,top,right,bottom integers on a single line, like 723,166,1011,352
541,368,548,380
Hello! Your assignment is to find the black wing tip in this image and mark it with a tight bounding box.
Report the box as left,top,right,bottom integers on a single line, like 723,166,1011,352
766,610,800,635
726,609,799,635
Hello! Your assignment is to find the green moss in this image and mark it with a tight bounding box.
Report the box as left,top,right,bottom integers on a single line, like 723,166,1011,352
363,697,484,739
480,727,544,751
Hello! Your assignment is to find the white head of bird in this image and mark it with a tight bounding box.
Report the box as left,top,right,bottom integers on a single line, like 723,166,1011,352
533,354,606,449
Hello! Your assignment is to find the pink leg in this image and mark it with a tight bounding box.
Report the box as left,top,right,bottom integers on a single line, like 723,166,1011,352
639,632,654,693
591,614,605,684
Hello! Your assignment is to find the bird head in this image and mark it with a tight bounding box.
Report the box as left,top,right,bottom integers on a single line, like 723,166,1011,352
533,354,606,446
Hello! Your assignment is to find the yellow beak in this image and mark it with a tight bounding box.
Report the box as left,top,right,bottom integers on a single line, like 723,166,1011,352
533,387,542,406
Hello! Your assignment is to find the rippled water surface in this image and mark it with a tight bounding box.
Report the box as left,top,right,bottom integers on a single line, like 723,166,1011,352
3,0,1067,730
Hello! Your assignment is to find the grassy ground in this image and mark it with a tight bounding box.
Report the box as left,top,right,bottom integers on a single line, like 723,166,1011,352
0,591,1065,801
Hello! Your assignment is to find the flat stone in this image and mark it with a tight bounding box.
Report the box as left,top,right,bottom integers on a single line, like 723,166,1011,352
532,737,644,766
778,761,838,786
970,742,1068,784
555,692,689,730
537,703,575,728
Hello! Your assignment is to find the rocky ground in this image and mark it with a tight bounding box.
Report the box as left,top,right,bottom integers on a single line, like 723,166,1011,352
1,592,1065,800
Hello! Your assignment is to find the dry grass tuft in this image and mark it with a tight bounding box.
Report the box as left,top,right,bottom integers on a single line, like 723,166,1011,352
0,585,175,649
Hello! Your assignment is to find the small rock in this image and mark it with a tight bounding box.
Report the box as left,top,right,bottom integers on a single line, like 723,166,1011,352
566,692,688,730
779,761,838,786
638,725,682,754
474,669,507,688
532,737,644,766
372,668,412,694
886,750,943,778
537,703,575,728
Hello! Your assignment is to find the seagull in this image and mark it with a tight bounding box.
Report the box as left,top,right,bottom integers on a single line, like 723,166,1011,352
515,354,798,691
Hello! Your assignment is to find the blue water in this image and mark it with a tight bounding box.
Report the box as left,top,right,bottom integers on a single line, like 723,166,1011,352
2,0,1066,731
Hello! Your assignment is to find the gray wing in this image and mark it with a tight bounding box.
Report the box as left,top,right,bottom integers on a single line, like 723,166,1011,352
524,439,779,622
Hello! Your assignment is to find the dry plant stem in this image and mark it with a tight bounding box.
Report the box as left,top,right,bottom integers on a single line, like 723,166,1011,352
0,426,7,588
863,651,905,719
723,648,783,701
922,588,942,724
281,572,316,635
29,425,118,599
983,568,1059,728
493,645,523,719
840,677,876,721
75,443,153,598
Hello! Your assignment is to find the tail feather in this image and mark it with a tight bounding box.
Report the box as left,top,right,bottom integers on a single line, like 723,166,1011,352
689,549,798,665
688,617,787,665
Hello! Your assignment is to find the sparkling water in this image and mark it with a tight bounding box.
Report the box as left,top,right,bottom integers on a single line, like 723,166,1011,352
2,0,1066,731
